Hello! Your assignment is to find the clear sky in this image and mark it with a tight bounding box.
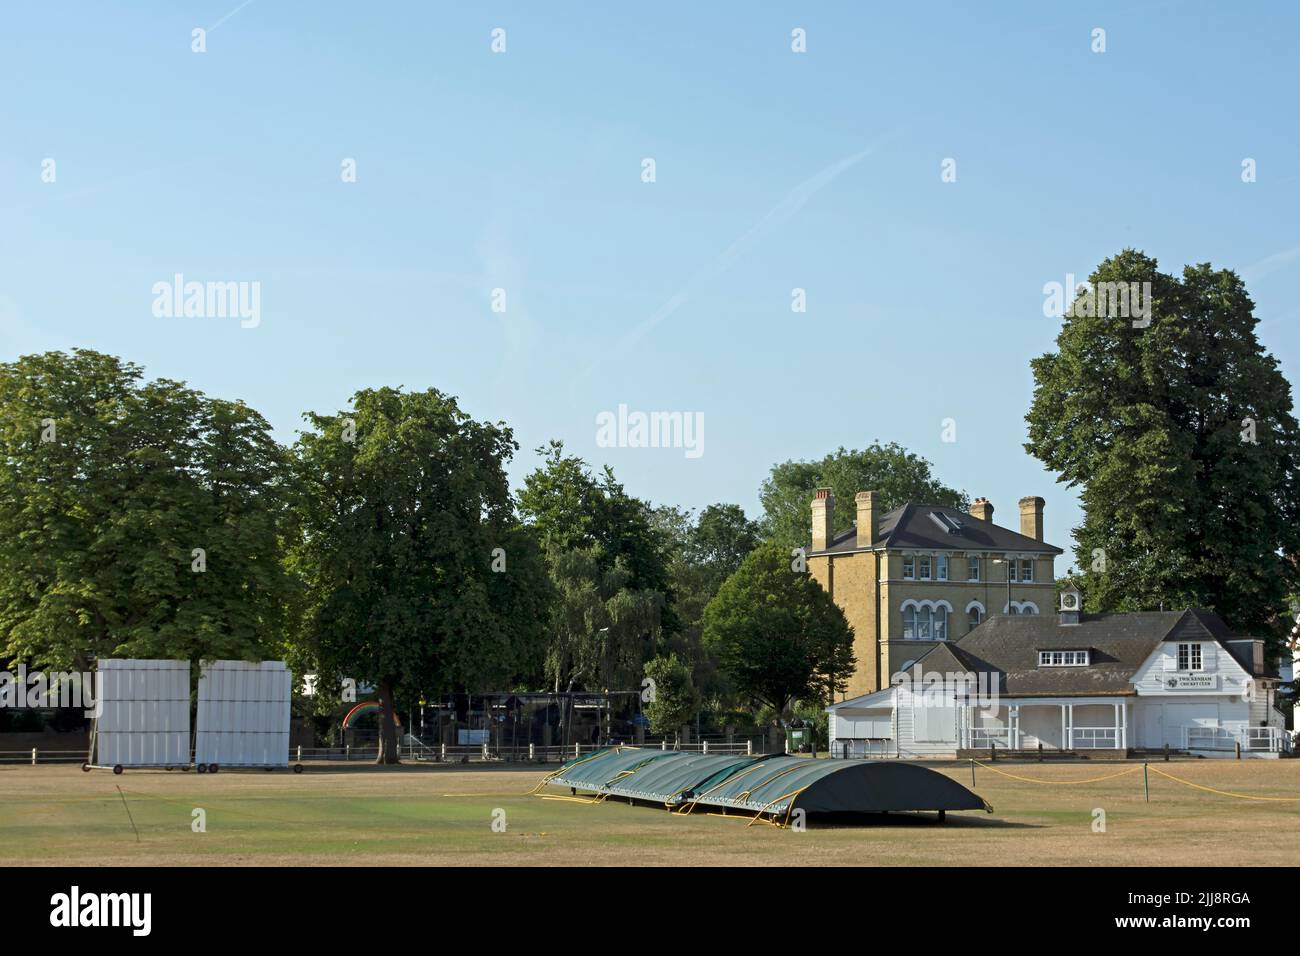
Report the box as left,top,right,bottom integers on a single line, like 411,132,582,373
3,1,1297,561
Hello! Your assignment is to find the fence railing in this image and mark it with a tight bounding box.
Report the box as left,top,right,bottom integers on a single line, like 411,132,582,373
2,739,763,766
830,739,894,758
1185,726,1290,754
968,728,1011,749
1071,727,1119,749
964,727,1123,750
0,749,85,765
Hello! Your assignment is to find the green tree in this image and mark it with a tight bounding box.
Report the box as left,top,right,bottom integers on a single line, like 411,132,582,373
1026,249,1300,641
542,544,663,697
687,504,762,592
518,441,676,617
290,387,550,763
701,542,855,716
760,444,968,548
0,349,292,670
642,653,699,745
518,443,676,711
653,503,760,705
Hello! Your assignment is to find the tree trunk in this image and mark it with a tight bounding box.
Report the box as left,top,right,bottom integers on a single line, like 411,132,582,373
376,676,400,765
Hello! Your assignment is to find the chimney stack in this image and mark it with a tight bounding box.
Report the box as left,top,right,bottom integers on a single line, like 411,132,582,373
811,488,834,551
855,491,879,548
970,497,994,523
1019,496,1045,542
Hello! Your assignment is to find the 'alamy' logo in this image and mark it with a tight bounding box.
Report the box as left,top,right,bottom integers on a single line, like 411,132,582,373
1042,273,1152,328
50,886,151,936
595,404,704,459
152,274,260,328
0,667,100,717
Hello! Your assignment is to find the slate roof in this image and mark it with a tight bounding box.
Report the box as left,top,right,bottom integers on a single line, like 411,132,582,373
809,503,1062,556
898,608,1263,698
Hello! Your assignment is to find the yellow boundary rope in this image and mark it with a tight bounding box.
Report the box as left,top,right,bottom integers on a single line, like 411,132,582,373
972,759,1300,803
538,794,603,805
1146,765,1300,802
735,763,809,801
674,760,774,814
747,786,809,827
971,759,1142,785
527,747,619,795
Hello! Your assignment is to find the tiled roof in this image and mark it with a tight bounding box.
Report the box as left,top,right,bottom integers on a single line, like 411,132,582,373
899,608,1266,697
810,503,1062,556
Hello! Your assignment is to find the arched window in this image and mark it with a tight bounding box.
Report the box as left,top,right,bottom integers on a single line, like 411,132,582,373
1007,605,1020,615
916,606,932,640
903,605,918,639
934,605,948,641
968,605,983,628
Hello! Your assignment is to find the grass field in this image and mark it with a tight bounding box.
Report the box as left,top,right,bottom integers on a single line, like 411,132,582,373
2,758,1298,865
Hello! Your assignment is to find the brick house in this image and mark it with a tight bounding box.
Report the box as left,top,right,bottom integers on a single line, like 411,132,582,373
807,490,1063,699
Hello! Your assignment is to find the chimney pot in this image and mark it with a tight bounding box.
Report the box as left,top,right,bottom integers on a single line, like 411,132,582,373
811,488,835,552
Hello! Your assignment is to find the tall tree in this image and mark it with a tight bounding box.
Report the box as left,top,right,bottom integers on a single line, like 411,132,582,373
1026,249,1300,641
653,503,760,703
760,443,968,548
290,387,549,763
0,349,292,670
642,652,700,746
518,440,676,613
541,544,663,699
518,442,675,718
687,504,762,592
701,542,855,716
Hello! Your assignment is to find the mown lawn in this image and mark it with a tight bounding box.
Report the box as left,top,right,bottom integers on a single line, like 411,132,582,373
1,758,1297,866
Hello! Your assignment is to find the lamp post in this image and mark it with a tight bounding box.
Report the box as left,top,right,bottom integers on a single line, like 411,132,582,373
992,557,1012,615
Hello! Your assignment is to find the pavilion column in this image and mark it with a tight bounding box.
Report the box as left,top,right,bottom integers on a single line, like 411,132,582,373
1060,705,1066,751
1067,704,1074,750
1113,703,1121,749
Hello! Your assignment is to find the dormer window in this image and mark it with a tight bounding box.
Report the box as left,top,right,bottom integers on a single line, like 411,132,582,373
1039,650,1089,666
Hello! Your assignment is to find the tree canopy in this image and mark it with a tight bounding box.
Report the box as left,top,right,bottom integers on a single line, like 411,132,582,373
642,652,699,743
0,349,292,670
652,502,761,705
290,386,550,762
518,442,678,701
760,443,967,548
1026,249,1300,640
701,542,855,715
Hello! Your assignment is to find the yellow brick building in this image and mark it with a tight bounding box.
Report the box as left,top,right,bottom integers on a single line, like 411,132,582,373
808,490,1062,700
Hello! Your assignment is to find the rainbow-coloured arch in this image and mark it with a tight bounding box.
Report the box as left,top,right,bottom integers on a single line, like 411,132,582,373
342,701,402,730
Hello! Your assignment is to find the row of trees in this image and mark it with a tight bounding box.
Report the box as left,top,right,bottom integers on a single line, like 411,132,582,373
5,353,932,759
2,249,1297,757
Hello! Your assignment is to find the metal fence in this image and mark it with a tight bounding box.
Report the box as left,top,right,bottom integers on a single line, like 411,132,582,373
0,749,87,764
1,738,765,766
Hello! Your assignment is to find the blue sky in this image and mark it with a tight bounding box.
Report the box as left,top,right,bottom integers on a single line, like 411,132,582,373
2,1,1298,562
